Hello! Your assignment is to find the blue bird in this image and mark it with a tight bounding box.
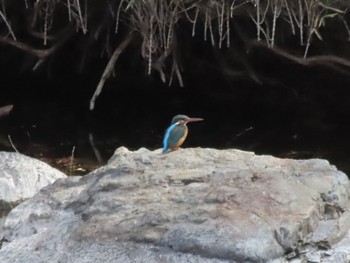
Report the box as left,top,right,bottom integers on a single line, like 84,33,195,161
163,114,203,153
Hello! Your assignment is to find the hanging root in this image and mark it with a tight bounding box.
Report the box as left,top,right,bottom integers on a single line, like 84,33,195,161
89,32,133,110
0,0,348,105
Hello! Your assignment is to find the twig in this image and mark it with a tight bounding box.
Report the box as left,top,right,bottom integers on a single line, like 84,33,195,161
1,0,6,17
226,4,230,48
74,0,87,33
8,135,19,153
0,10,16,40
230,0,236,18
88,133,103,163
271,1,279,47
70,146,75,176
298,0,304,45
283,0,296,35
318,2,345,14
43,2,49,45
342,19,350,41
175,65,183,87
67,0,72,21
256,0,260,40
192,7,198,37
208,13,215,46
173,57,183,87
89,32,133,110
204,8,208,41
218,0,225,49
115,0,126,33
148,15,154,75
84,0,87,30
234,126,254,139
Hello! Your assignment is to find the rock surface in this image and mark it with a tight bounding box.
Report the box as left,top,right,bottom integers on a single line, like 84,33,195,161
1,147,350,263
0,151,66,207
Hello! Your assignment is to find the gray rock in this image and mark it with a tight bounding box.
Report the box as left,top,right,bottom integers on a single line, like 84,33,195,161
314,227,350,263
0,152,66,208
1,147,350,263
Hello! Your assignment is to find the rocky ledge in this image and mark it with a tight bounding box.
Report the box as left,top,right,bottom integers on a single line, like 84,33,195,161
1,147,350,263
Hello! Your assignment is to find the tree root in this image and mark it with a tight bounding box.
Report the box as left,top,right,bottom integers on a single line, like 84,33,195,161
251,41,350,77
89,32,134,111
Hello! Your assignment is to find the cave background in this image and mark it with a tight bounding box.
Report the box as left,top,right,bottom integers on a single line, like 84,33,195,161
1,7,350,174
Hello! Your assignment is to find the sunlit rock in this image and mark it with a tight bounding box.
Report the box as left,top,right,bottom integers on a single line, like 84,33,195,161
0,152,66,208
1,147,350,262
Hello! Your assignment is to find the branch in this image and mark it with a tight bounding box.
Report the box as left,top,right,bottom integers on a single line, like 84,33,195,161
251,41,350,76
89,32,134,111
0,10,16,40
0,37,55,58
0,26,74,69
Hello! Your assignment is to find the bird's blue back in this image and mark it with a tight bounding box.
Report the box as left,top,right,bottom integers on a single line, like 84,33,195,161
163,123,186,152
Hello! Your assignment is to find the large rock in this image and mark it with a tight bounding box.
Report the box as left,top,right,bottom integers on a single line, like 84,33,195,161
0,151,66,208
0,147,350,262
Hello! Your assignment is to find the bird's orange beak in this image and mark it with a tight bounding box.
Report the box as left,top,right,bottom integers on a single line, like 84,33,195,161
186,117,204,123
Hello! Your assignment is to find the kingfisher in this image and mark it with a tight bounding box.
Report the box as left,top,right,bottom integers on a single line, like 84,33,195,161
162,114,203,153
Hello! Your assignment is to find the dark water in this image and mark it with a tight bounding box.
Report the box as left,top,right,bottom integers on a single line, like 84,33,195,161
1,95,350,176
1,72,350,176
